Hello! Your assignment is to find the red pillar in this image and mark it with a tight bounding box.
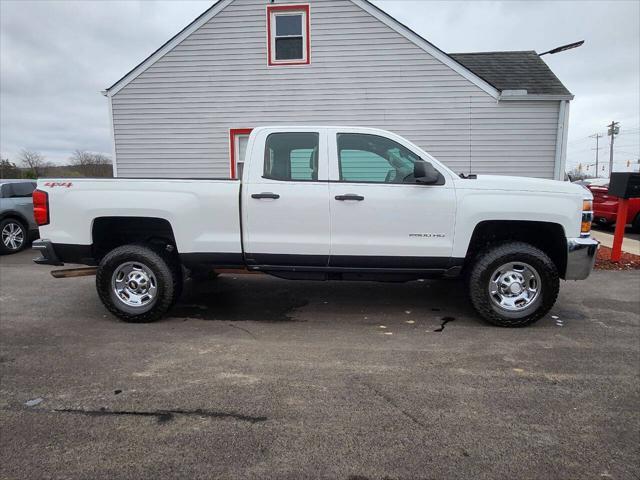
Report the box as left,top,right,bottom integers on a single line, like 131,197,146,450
611,198,629,262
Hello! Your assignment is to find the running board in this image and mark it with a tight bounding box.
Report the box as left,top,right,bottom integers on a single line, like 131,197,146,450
50,267,98,278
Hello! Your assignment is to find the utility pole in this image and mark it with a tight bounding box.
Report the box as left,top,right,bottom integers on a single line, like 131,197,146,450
589,133,603,177
607,121,620,177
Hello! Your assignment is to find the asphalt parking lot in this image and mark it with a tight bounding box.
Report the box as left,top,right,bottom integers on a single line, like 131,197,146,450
1,249,639,480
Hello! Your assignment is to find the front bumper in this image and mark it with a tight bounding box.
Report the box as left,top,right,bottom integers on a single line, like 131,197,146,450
565,237,599,280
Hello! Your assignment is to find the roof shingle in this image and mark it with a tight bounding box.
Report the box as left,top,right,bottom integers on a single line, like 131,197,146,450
449,51,572,96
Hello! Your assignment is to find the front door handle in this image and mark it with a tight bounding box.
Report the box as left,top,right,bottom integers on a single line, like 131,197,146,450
251,192,280,199
335,194,364,201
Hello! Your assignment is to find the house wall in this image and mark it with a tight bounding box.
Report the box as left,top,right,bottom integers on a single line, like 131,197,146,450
110,0,562,179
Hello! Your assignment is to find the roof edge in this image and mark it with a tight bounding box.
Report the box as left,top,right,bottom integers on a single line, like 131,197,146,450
499,93,574,101
105,0,232,97
450,50,537,55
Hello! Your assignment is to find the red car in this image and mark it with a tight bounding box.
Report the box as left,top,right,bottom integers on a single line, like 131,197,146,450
587,183,640,232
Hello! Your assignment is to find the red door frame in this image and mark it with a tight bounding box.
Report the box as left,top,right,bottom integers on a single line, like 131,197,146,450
229,128,253,179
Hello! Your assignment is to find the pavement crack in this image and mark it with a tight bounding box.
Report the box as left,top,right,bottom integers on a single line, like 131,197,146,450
434,316,455,332
52,407,266,424
361,382,428,430
228,323,258,339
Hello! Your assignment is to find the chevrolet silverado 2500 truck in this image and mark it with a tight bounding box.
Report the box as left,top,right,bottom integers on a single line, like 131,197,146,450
32,126,598,327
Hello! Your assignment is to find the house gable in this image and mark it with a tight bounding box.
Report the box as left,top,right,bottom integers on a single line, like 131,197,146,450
105,0,498,98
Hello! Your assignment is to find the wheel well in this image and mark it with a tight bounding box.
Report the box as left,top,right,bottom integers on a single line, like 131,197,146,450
92,217,177,262
466,221,567,277
1,213,28,228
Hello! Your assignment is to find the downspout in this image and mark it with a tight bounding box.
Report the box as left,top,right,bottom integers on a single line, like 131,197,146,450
553,100,569,180
102,90,118,178
560,100,570,180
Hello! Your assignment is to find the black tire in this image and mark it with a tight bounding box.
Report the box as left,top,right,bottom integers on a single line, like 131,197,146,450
96,244,178,323
468,241,559,327
0,218,28,254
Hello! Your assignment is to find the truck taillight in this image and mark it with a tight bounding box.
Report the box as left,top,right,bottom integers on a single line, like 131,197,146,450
33,189,49,226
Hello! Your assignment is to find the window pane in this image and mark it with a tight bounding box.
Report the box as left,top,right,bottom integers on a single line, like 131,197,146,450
275,14,302,36
275,37,303,60
264,132,319,181
237,135,249,163
7,182,36,197
290,149,315,180
340,150,392,183
338,133,419,183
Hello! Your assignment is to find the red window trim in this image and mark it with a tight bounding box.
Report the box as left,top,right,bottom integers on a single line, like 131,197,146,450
266,4,311,66
229,128,253,179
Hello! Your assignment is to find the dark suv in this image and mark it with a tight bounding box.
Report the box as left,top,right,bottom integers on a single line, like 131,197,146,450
0,180,38,254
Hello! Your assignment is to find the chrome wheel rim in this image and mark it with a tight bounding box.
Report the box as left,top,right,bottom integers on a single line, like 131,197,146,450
489,262,541,312
2,222,24,250
111,261,158,308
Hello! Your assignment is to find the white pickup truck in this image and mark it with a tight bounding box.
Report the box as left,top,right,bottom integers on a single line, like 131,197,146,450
32,126,598,327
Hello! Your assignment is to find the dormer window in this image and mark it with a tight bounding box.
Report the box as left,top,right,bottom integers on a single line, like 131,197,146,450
267,4,310,66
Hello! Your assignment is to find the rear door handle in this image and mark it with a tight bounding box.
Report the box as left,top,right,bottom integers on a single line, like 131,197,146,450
335,194,364,201
251,192,280,199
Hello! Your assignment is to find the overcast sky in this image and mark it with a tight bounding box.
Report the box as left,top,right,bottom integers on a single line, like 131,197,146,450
1,0,638,174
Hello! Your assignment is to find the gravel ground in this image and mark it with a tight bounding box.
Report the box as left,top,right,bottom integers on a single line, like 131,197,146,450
1,248,639,480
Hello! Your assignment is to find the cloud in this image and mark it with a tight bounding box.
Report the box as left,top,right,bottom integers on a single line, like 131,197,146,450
1,0,211,164
1,0,638,173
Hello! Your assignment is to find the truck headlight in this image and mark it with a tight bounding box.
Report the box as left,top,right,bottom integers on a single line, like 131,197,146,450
581,199,593,236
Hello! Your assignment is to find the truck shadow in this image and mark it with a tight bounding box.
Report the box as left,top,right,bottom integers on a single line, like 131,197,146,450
171,274,476,325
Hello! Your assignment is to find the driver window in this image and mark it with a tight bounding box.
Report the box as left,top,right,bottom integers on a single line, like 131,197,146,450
337,133,420,183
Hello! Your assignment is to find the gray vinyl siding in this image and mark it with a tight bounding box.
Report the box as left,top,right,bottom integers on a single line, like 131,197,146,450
111,0,561,179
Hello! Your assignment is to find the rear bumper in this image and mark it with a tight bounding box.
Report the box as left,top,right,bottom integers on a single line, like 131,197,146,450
565,237,599,280
32,239,63,266
32,239,95,266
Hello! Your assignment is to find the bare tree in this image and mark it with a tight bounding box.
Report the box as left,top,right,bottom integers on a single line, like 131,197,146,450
18,149,50,177
70,150,112,177
566,164,594,182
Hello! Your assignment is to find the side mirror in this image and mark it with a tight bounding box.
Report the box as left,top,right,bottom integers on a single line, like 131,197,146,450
413,161,440,185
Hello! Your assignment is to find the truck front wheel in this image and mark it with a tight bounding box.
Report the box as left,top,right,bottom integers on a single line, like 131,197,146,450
468,241,559,327
96,244,178,323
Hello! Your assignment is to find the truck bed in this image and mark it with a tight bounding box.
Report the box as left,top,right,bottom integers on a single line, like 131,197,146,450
36,178,242,259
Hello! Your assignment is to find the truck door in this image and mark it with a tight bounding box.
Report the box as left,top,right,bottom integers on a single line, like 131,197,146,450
242,128,330,267
327,130,457,270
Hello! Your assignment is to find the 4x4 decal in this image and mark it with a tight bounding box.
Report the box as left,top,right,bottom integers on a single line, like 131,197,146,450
43,182,73,188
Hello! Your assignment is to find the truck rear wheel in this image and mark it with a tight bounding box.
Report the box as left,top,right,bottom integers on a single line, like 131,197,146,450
96,244,178,323
468,241,559,327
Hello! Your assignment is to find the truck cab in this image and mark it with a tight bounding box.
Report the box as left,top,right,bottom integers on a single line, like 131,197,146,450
241,127,457,277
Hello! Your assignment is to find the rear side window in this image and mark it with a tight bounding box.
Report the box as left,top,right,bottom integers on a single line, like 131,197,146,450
12,182,36,198
264,132,319,181
1,182,36,198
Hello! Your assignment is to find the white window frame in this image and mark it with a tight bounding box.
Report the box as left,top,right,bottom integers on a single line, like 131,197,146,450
267,4,310,66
